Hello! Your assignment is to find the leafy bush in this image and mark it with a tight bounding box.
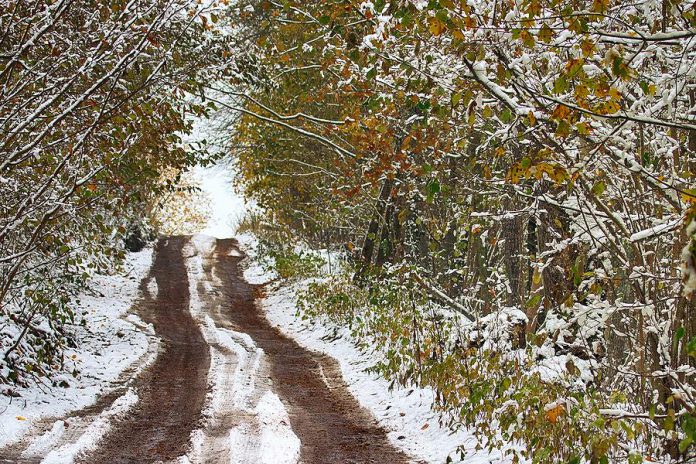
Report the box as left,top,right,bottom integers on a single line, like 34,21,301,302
294,262,696,463
256,240,325,281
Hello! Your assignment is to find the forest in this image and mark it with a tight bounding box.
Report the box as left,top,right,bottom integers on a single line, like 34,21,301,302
1,0,696,463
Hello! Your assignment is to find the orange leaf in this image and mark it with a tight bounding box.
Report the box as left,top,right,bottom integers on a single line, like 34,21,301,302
544,404,565,423
551,104,572,121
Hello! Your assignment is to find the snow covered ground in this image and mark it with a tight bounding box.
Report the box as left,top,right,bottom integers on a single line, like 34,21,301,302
236,233,505,464
0,248,157,453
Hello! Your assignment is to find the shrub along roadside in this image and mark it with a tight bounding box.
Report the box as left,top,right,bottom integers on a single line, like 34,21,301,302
0,0,234,388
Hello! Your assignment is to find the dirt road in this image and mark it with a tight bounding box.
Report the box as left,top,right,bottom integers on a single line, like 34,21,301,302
82,236,211,463
212,239,411,464
1,236,414,463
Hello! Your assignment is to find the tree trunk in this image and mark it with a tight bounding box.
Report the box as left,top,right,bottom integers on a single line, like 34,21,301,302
356,178,394,280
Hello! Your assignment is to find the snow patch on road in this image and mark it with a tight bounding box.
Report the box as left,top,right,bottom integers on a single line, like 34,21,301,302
191,233,217,258
39,389,139,464
253,391,301,464
146,275,159,298
0,248,155,449
182,241,300,464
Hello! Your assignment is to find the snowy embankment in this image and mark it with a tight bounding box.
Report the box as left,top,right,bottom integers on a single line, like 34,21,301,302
236,234,501,464
0,248,157,455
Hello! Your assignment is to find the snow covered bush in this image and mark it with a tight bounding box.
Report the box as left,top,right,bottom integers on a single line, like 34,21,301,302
0,0,228,386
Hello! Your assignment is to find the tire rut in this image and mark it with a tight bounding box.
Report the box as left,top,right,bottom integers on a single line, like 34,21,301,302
213,239,415,464
2,236,418,464
79,236,210,464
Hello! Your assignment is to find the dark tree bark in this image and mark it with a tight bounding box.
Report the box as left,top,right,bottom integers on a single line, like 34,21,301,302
356,178,394,280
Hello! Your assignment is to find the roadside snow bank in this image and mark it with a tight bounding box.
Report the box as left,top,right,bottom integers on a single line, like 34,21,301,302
0,249,155,448
237,234,499,464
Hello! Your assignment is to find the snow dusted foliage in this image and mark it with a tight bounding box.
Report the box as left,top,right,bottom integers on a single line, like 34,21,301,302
0,1,230,386
227,0,696,461
683,213,696,297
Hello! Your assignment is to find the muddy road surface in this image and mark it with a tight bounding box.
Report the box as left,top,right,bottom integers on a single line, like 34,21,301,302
1,236,414,464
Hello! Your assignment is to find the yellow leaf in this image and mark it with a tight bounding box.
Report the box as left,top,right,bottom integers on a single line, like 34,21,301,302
574,84,589,101
16,416,26,421
532,268,542,285
576,122,591,135
527,111,536,126
520,30,535,48
508,164,523,184
608,87,622,101
429,18,446,36
604,100,621,114
681,190,696,204
538,23,554,43
591,0,610,13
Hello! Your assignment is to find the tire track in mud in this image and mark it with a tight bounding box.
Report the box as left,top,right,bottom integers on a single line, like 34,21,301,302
79,236,210,464
184,240,278,464
213,239,414,464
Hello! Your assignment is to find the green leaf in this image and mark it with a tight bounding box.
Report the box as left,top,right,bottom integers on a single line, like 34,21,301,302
591,181,606,196
687,336,696,357
435,10,449,23
526,293,542,309
679,436,693,453
500,107,512,123
426,179,441,202
553,76,568,94
428,179,441,194
366,67,377,80
682,413,696,437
